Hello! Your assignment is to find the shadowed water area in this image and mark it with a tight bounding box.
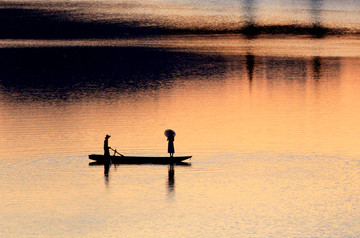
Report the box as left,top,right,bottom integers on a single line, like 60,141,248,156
1,0,360,38
1,0,360,237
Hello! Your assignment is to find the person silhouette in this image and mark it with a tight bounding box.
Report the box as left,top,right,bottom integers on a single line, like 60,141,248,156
104,134,111,157
166,130,175,157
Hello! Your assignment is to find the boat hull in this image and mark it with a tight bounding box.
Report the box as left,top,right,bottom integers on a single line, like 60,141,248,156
88,154,192,164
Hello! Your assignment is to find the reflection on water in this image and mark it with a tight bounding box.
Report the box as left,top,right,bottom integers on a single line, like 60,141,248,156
1,34,360,236
1,2,360,237
104,161,110,177
0,41,356,158
167,164,175,196
88,161,190,198
0,0,360,39
0,47,227,102
245,53,255,84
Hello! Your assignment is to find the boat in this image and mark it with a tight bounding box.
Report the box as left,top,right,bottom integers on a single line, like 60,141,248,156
88,154,192,164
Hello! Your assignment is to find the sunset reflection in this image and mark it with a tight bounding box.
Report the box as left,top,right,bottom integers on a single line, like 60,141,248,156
1,1,360,235
0,44,359,158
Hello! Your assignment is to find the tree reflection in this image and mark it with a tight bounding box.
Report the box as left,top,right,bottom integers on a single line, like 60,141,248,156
240,53,341,89
245,52,255,86
312,56,322,81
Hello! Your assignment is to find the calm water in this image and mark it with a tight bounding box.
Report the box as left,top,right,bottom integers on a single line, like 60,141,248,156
1,1,360,237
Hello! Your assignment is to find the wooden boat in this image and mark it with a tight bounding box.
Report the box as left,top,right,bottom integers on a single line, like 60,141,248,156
88,154,192,164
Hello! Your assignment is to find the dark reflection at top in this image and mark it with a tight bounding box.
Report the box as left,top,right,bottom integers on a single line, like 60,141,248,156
0,5,162,39
237,53,341,89
0,47,227,102
245,52,255,85
312,56,322,81
264,55,341,85
265,57,307,82
0,46,343,104
310,56,341,83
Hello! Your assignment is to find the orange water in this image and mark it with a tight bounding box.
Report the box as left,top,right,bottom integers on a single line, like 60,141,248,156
1,34,360,237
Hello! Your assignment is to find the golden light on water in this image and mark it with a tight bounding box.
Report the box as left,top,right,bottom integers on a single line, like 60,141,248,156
1,42,359,158
1,1,360,236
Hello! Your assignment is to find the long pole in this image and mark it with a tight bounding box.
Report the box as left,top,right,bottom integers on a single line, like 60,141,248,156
109,147,124,157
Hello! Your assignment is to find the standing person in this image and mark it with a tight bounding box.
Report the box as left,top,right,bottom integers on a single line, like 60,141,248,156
104,134,111,157
103,134,111,176
165,130,175,157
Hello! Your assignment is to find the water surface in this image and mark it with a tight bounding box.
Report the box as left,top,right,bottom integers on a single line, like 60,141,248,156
1,0,360,237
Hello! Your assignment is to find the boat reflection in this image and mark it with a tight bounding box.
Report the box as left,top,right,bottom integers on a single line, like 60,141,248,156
89,161,191,191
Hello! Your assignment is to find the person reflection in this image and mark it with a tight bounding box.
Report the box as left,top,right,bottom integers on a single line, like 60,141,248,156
168,164,175,194
104,162,110,177
104,167,110,187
